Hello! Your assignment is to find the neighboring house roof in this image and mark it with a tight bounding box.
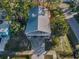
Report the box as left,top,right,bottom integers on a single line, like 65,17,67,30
63,0,73,2
25,6,51,36
0,21,10,51
68,18,79,44
0,21,9,36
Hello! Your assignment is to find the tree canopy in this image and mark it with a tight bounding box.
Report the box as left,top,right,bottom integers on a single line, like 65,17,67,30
0,0,69,51
49,1,69,38
0,0,37,34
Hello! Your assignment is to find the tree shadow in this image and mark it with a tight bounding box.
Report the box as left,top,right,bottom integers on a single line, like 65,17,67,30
5,32,31,52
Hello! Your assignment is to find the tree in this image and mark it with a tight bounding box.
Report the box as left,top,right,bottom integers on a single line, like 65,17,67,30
0,0,12,20
50,12,69,46
51,15,68,37
69,0,79,12
44,0,69,38
47,1,69,46
0,0,36,34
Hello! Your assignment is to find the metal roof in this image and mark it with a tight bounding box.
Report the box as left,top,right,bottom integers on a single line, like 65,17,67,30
68,17,79,42
25,6,51,36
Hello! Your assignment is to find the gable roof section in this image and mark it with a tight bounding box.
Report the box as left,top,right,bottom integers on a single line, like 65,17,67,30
26,7,38,33
25,6,51,35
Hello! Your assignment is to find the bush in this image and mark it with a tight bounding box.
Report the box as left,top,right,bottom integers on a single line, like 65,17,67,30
52,37,60,46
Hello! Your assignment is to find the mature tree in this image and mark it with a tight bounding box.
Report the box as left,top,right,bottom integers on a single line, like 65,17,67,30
45,0,69,46
69,0,79,12
0,0,12,20
50,9,69,47
51,15,68,37
44,0,69,38
0,0,36,34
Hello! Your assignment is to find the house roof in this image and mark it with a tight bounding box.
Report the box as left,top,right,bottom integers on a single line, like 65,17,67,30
25,6,51,35
0,21,9,36
68,17,79,43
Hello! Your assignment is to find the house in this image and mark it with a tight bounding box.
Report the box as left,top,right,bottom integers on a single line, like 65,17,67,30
0,20,10,51
67,18,79,48
24,6,57,59
67,17,79,57
25,6,51,51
